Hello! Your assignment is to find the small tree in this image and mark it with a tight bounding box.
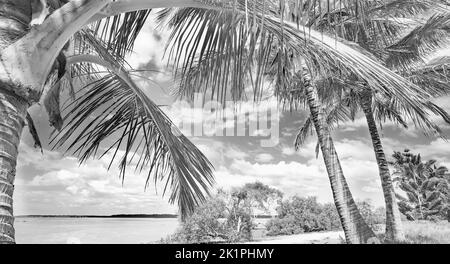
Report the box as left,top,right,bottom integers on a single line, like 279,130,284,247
390,150,450,221
236,182,283,217
163,189,254,244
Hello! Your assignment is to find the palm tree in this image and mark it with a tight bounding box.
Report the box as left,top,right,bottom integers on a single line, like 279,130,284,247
300,65,379,243
0,0,221,244
155,1,449,243
294,1,450,241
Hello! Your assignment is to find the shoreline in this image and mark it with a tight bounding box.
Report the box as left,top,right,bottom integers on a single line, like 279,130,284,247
16,214,179,219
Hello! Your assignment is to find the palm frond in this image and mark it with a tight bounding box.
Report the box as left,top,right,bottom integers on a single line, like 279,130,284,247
26,112,43,153
160,3,440,127
407,56,450,97
294,117,313,150
386,13,450,70
90,9,152,59
50,32,215,219
294,97,353,150
368,0,448,18
308,73,447,137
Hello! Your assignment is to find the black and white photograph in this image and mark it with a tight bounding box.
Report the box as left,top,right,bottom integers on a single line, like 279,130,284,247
0,0,449,250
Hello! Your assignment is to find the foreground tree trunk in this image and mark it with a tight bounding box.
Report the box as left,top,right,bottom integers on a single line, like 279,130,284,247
0,90,27,244
360,93,405,242
302,68,377,244
0,0,33,244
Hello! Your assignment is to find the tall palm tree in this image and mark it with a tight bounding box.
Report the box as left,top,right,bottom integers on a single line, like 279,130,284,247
300,65,379,243
155,1,449,243
294,2,450,241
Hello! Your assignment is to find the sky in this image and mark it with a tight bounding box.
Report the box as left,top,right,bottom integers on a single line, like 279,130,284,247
13,14,450,216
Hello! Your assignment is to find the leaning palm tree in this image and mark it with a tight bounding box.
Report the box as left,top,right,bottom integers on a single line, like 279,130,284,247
155,1,449,243
294,2,450,241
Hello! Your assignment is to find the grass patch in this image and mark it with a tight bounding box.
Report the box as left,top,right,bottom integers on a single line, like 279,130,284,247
399,221,450,244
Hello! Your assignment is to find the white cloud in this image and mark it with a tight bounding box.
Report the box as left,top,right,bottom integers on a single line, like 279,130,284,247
14,143,177,215
413,139,450,159
255,153,274,163
281,146,296,156
224,146,249,160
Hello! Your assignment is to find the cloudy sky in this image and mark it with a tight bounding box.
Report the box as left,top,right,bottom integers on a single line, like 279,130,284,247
14,14,450,216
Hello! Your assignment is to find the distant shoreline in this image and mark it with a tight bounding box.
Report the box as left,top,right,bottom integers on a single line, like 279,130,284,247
16,214,179,219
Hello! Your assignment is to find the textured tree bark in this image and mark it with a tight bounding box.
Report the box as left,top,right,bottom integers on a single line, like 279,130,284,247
0,0,31,49
361,93,405,242
302,68,377,244
0,0,32,244
0,89,27,244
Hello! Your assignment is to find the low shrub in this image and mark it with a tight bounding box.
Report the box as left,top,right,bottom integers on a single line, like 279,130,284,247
265,197,341,236
162,191,254,244
357,200,386,232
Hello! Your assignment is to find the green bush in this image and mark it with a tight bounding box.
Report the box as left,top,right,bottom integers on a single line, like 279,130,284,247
162,191,254,243
357,200,386,232
390,150,450,221
266,215,305,236
319,203,342,231
265,196,341,236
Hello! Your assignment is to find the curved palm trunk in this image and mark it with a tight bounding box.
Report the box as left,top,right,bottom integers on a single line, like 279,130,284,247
302,69,377,244
0,90,27,244
360,94,405,242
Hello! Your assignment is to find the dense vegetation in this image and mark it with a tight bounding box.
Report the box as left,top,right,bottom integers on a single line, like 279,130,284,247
161,194,253,243
162,182,388,242
161,183,282,243
265,197,385,236
265,197,341,235
391,150,450,222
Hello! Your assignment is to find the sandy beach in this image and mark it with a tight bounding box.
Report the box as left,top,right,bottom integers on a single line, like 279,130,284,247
249,231,345,244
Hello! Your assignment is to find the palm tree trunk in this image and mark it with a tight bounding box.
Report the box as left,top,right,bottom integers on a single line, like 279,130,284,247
360,93,405,242
0,90,27,244
0,0,33,244
302,69,377,244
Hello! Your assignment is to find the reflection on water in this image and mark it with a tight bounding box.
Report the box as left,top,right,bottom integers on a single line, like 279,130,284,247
15,217,180,244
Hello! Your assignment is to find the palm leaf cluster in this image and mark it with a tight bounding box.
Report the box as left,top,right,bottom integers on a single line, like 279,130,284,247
159,1,439,107
35,6,215,219
391,150,450,221
293,0,450,147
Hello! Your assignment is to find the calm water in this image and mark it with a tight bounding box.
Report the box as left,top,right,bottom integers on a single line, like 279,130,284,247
15,217,180,244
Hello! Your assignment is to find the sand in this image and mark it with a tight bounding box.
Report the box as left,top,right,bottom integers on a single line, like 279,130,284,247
248,231,345,244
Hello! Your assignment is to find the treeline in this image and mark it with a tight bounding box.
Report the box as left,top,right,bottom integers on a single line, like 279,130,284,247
161,182,282,243
161,182,386,243
266,197,385,236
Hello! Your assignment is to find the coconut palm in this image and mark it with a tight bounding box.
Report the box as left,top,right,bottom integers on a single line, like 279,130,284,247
0,0,222,244
155,1,450,243
294,2,450,241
